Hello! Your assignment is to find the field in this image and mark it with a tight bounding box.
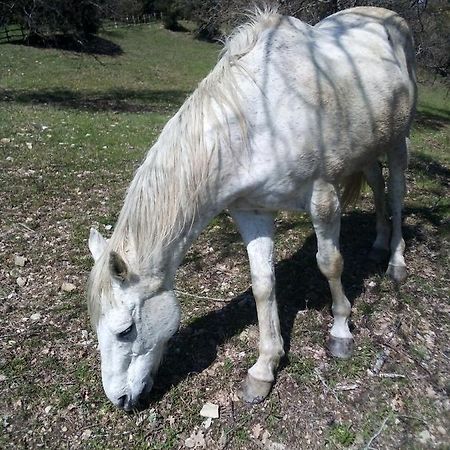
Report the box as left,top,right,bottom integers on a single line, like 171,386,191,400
0,23,449,449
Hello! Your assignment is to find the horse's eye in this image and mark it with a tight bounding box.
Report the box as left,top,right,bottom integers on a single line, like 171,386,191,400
118,325,133,338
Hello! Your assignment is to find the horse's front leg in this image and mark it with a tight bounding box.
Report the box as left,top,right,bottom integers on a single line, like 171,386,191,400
231,209,284,404
310,180,354,359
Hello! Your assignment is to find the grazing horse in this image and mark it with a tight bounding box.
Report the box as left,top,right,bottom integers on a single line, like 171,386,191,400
87,6,416,410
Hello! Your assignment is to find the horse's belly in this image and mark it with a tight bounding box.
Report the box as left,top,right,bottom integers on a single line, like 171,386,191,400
230,164,315,212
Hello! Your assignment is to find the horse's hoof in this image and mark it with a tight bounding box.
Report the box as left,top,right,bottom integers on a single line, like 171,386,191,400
238,374,272,404
386,263,407,283
328,336,354,359
368,247,389,263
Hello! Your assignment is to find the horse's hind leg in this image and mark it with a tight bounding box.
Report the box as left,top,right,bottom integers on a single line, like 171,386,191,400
386,137,409,282
231,209,284,404
310,180,353,358
363,161,391,262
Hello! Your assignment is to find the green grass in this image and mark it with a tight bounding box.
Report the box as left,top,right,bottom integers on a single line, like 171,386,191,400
327,423,356,447
0,22,449,450
0,24,220,230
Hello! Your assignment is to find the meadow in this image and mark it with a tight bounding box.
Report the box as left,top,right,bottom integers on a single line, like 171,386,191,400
0,22,449,449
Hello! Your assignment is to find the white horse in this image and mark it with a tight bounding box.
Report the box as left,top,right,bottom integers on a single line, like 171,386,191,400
87,6,416,410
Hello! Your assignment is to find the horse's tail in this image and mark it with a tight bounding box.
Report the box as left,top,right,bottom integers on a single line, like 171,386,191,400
341,172,365,210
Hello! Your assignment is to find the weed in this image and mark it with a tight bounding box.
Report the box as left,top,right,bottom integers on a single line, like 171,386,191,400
327,423,356,447
287,355,316,384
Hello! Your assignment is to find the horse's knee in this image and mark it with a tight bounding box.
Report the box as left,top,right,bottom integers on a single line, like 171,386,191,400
310,181,340,224
251,271,275,300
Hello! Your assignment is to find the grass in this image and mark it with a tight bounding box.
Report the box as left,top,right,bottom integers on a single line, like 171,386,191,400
1,22,449,450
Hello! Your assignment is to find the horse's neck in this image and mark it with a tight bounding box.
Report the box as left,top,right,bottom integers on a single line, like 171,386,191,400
117,130,227,284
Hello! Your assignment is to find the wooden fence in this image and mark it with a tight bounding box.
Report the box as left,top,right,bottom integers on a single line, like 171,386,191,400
103,13,160,30
0,14,160,44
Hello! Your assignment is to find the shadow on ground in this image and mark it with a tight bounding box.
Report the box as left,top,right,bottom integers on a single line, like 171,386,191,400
1,88,190,113
9,34,123,56
148,210,421,403
415,106,450,132
410,152,450,188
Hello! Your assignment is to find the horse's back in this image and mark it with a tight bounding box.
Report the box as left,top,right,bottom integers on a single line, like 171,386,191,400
231,7,416,193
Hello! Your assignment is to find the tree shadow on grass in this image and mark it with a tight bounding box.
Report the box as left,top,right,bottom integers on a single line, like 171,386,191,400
148,210,421,403
10,34,123,56
415,107,450,132
409,152,450,188
2,88,190,114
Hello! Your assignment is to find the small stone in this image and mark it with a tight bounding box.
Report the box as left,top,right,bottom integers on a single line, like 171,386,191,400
251,423,263,439
200,402,219,419
26,142,32,150
418,430,432,444
81,429,92,440
61,282,76,292
16,277,27,287
14,255,27,267
267,443,287,450
0,374,7,382
1,138,11,144
44,405,52,414
30,313,41,321
61,426,67,432
202,417,212,430
6,156,13,162
104,224,112,231
261,430,271,445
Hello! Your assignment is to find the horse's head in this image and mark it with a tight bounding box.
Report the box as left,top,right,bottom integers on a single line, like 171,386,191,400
87,228,181,411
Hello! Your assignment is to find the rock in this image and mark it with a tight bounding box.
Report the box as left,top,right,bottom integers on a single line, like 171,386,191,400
81,429,92,440
418,430,432,444
30,313,41,321
44,405,52,414
5,156,13,162
267,443,287,450
104,224,112,231
202,417,212,430
14,255,27,267
61,282,76,292
16,277,27,287
1,138,11,144
26,142,33,150
185,429,205,448
0,374,7,382
200,402,219,419
251,423,263,439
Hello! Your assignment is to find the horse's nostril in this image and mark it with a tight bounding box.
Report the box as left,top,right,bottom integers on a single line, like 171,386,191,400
117,395,128,408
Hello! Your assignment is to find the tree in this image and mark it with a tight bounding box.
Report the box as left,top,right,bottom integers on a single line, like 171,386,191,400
186,0,448,77
0,0,103,37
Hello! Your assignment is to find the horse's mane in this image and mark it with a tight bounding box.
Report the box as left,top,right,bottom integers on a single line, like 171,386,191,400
87,6,281,327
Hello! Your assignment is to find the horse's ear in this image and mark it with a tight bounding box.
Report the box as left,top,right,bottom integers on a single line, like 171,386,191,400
109,251,129,283
88,228,107,261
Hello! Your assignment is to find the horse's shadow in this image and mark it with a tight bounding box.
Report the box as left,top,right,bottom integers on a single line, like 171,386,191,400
149,210,418,402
